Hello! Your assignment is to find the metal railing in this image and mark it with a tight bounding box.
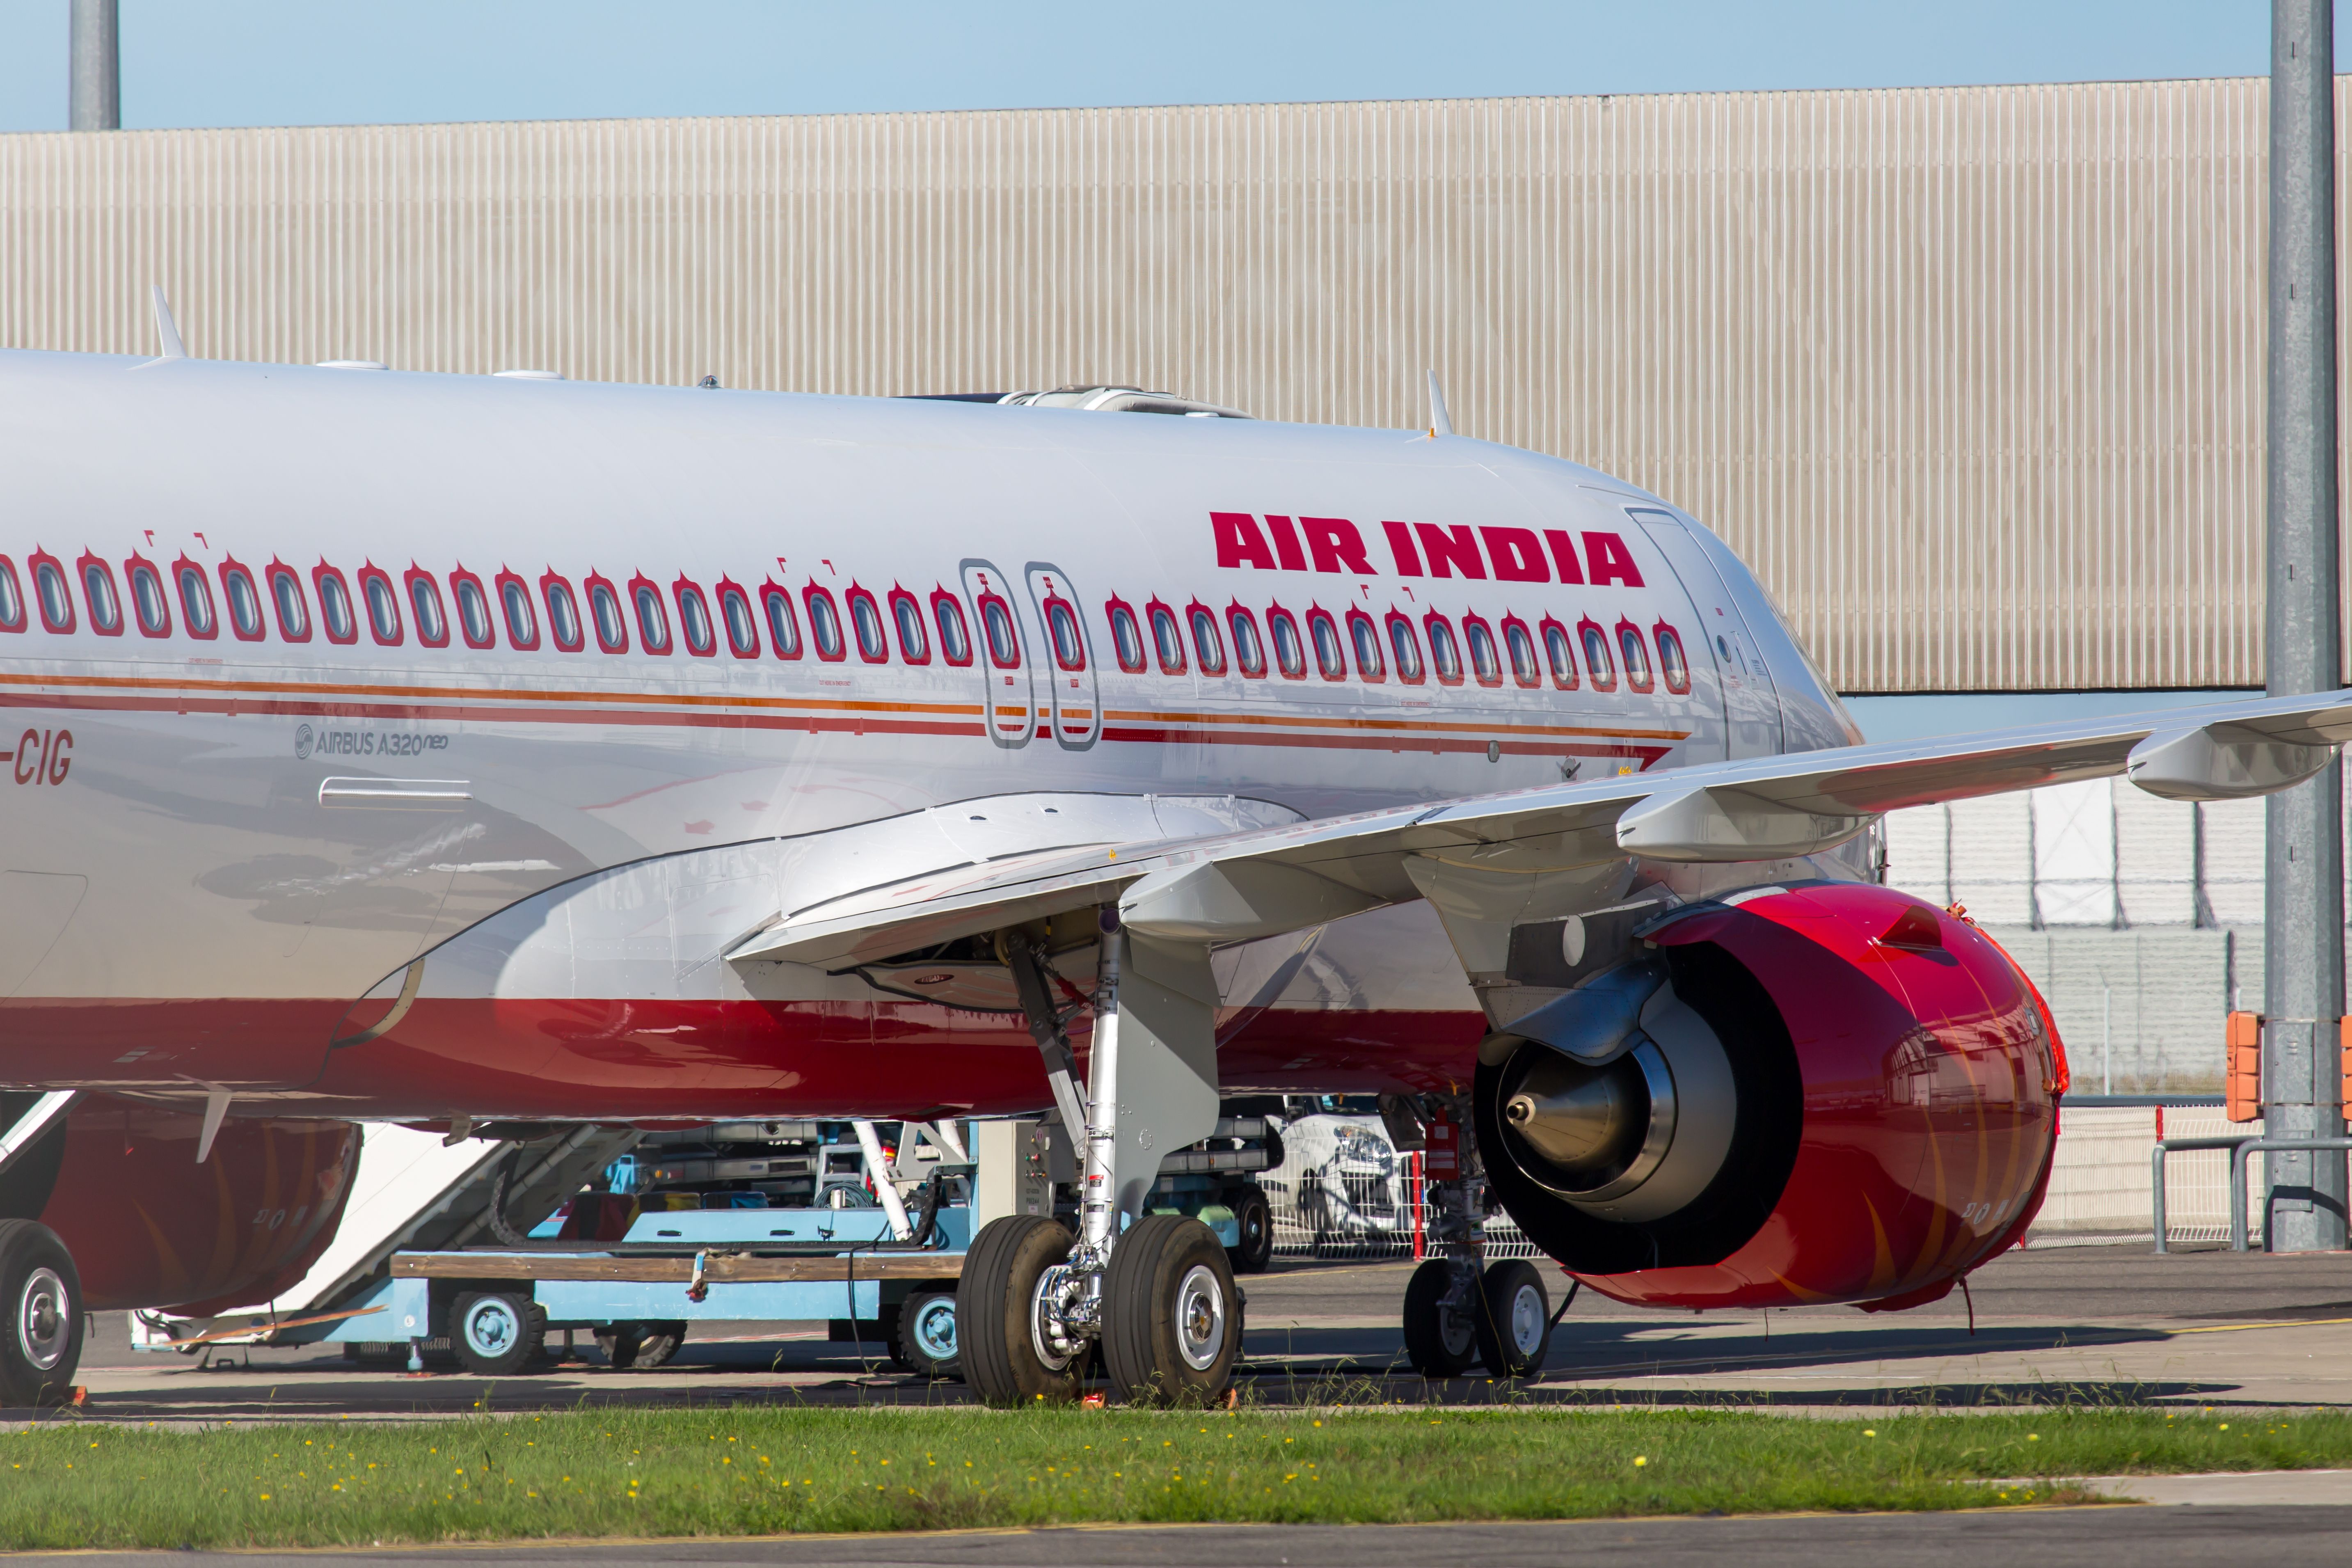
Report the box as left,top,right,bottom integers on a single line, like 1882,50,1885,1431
2151,1135,2258,1253
2228,1138,2352,1252
2153,1134,2352,1252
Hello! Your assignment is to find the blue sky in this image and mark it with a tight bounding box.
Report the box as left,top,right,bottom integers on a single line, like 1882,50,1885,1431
0,2,2311,133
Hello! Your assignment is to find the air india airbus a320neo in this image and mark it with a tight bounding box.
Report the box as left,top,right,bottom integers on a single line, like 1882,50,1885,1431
0,322,2343,1404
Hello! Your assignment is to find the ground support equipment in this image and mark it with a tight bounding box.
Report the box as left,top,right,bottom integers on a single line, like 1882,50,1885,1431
337,1199,973,1378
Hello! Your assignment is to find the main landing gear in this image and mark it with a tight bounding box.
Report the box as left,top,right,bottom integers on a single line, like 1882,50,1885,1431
965,910,1240,1406
1395,1098,1555,1381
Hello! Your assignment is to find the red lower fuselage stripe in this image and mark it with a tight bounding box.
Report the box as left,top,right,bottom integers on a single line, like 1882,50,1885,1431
0,996,1485,1116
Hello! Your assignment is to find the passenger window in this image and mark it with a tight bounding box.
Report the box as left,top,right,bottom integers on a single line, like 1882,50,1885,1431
128,561,171,636
719,585,760,657
266,566,309,641
633,581,672,653
1618,621,1653,693
501,577,539,650
1187,605,1226,676
359,570,400,644
407,572,447,647
543,576,581,649
587,578,626,652
891,591,929,663
1580,618,1616,691
1042,601,1082,671
677,583,716,655
1268,607,1306,678
453,573,494,648
224,564,266,640
979,596,1020,668
1655,623,1691,694
1426,616,1462,683
1107,599,1145,673
931,591,970,666
544,577,583,651
848,587,888,662
1505,620,1540,687
1308,609,1345,680
31,557,73,632
315,569,355,643
453,575,493,647
1542,618,1579,690
82,559,123,635
1228,607,1265,678
1386,612,1423,683
1464,618,1501,685
178,563,217,639
805,586,845,659
762,585,801,657
1148,604,1185,674
1348,611,1385,681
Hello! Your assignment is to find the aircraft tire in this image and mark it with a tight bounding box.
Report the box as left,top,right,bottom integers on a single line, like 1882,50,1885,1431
1101,1214,1238,1407
1400,1257,1476,1378
450,1290,545,1378
960,1215,1084,1406
1470,1259,1551,1378
0,1221,81,1408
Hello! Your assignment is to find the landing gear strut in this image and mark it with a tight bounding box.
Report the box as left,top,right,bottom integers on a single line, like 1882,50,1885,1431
966,907,1235,1405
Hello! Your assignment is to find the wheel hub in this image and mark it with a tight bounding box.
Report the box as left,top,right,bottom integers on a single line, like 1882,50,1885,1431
1174,1263,1226,1371
1510,1283,1544,1355
17,1267,67,1372
1029,1263,1086,1370
913,1298,958,1360
466,1302,518,1355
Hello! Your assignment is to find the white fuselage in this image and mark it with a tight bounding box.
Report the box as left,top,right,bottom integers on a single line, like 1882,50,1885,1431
0,350,1863,1117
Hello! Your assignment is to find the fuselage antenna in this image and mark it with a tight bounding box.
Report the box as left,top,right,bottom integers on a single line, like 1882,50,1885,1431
151,284,187,359
1425,368,1452,438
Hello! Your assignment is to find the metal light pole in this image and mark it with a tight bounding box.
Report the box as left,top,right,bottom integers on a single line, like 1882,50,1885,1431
69,0,119,131
2264,0,2348,1253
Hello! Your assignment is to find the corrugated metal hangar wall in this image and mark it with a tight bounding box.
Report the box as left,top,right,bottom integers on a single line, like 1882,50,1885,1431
0,78,2333,692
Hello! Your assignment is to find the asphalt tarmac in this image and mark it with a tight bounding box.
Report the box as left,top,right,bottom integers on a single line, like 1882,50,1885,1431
13,1502,2352,1568
18,1244,2352,1564
42,1240,2352,1420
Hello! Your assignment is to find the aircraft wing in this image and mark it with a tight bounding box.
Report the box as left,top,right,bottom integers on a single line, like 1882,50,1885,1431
729,689,2352,970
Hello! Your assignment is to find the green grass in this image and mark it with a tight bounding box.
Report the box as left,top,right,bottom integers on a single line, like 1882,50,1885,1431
0,1405,2337,1549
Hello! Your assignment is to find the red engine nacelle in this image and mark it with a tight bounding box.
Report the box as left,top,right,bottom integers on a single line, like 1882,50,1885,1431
2,1095,359,1315
1477,882,2065,1312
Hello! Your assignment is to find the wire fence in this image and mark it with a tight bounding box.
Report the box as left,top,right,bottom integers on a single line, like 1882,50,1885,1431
1257,1115,1542,1262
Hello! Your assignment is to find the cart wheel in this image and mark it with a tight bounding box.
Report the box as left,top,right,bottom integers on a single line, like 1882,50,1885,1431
450,1291,545,1378
1471,1259,1550,1378
960,1215,1085,1406
593,1324,643,1369
0,1221,82,1408
633,1321,687,1369
1401,1258,1476,1378
1101,1214,1239,1407
1226,1183,1274,1275
897,1289,961,1379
